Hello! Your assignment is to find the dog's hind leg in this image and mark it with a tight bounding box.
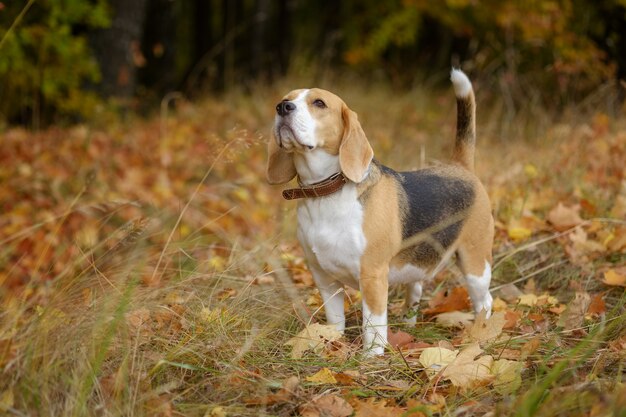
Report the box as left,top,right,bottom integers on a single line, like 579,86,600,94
403,282,422,325
457,248,493,317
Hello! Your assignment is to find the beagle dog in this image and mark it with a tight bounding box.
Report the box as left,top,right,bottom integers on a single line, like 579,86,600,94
267,70,493,356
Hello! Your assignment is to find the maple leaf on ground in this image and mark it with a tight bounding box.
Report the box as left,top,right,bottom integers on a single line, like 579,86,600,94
423,287,471,315
351,398,404,417
285,323,342,359
466,310,505,344
419,347,458,379
503,310,521,329
441,343,494,389
547,202,583,231
567,227,605,265
299,394,353,417
491,359,523,394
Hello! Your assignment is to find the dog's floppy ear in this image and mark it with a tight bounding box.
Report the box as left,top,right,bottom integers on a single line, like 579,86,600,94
266,133,297,184
339,104,373,183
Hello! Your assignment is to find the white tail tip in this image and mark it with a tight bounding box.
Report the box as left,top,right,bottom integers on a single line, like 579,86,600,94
450,68,472,98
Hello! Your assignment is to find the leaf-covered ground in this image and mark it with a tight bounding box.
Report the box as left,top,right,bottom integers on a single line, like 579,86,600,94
0,82,625,417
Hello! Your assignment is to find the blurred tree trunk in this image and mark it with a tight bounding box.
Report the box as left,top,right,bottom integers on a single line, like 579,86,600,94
90,0,148,99
276,0,291,77
251,0,269,79
139,0,177,95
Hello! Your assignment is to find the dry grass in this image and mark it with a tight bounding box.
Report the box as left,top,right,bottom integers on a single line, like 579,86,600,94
0,74,625,416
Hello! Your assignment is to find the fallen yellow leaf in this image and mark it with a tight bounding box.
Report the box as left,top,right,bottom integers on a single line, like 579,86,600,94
491,359,523,394
492,297,508,312
517,293,538,306
508,227,532,241
441,343,494,388
418,347,458,379
602,269,626,287
305,367,337,384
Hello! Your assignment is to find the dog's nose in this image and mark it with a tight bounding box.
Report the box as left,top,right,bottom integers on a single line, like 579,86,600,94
276,101,296,116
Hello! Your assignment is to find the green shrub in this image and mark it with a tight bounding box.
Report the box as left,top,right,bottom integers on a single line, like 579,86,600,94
0,0,109,126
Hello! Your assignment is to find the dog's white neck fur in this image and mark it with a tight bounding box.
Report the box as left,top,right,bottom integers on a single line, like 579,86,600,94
293,150,341,185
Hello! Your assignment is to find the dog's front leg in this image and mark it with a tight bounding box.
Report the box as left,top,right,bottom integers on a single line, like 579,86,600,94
310,266,346,333
360,267,388,356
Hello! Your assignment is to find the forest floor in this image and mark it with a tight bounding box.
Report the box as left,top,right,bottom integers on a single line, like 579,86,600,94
1,78,625,417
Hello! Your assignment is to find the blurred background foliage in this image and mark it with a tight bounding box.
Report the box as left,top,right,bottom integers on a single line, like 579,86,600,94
0,0,625,127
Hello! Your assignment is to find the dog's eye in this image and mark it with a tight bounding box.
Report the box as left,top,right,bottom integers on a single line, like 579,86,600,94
312,99,326,108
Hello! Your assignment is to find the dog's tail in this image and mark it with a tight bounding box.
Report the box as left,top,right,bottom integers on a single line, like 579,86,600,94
450,69,476,172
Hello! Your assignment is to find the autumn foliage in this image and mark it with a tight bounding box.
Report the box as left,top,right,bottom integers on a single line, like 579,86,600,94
1,78,625,416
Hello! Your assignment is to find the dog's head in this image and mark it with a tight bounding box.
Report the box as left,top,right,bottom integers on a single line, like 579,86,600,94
266,88,373,185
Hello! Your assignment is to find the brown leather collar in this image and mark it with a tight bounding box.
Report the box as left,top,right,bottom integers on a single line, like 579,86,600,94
282,172,348,200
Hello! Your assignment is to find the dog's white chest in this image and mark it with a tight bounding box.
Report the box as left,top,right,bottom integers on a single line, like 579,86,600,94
297,185,365,286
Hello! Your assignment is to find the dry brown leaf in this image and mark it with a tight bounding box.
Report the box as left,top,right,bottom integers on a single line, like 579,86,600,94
547,202,583,231
333,371,358,385
245,376,300,406
607,226,626,252
503,310,521,329
520,337,541,359
405,399,430,417
467,310,505,344
387,328,415,348
300,394,353,417
558,292,591,330
567,227,606,263
285,323,342,359
587,293,606,316
126,308,151,330
423,287,471,315
435,311,474,328
352,398,404,417
609,195,626,219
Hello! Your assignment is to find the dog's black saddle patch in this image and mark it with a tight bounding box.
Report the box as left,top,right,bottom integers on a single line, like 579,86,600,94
382,164,475,264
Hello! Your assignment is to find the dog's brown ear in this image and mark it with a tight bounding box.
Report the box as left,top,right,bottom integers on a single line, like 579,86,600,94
266,133,297,184
339,104,373,183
